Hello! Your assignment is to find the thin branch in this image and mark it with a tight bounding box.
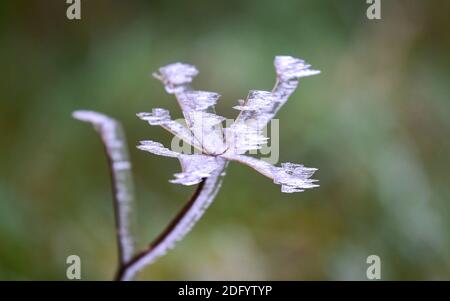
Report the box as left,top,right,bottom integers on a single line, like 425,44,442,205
75,110,228,281
73,110,136,266
115,159,228,281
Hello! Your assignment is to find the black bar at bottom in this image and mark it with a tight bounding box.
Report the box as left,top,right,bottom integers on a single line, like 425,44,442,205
0,281,446,298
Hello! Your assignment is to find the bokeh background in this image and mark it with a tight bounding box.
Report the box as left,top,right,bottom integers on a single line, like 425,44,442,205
0,0,449,280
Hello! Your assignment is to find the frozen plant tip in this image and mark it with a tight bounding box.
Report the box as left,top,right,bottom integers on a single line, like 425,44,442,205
138,55,320,193
74,55,320,281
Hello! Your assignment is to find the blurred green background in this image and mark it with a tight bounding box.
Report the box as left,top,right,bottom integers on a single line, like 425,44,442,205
0,0,449,280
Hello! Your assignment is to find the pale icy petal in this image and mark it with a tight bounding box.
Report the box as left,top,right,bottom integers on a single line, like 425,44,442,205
232,90,274,112
176,90,223,127
153,62,198,94
232,90,275,126
273,163,319,193
271,55,320,117
189,111,227,155
137,108,171,125
176,92,226,154
225,90,273,153
137,140,181,158
274,56,320,81
229,56,320,135
222,153,319,193
225,121,269,154
153,62,226,155
137,140,222,186
137,109,200,150
183,90,221,111
171,155,222,186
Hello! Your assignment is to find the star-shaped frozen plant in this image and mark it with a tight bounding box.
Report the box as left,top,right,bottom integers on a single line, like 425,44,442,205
137,56,320,193
73,55,321,280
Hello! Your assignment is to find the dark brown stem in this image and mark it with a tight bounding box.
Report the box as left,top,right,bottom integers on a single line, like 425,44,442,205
115,180,205,281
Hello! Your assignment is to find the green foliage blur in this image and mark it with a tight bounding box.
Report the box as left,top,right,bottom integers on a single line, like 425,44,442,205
0,0,449,280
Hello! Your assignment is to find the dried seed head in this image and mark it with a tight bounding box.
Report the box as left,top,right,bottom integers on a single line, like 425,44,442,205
139,56,320,193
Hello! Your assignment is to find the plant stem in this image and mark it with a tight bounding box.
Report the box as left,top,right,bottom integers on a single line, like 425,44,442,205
73,111,136,266
74,110,228,281
115,159,227,281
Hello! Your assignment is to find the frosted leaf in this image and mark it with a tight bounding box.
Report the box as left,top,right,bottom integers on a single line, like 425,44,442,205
225,122,268,154
233,90,274,111
183,90,221,111
137,108,171,125
268,56,320,120
222,153,273,177
137,140,180,158
225,55,320,134
227,90,273,153
137,140,221,186
228,57,320,134
176,90,222,127
274,56,321,80
171,155,222,185
153,62,223,128
188,111,226,154
273,163,319,193
137,109,200,150
281,162,317,178
227,90,273,151
189,111,225,127
223,154,318,193
281,186,304,193
153,62,198,94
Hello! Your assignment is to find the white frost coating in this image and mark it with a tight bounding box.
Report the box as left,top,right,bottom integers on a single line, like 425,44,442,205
171,155,221,185
230,57,320,132
225,122,269,154
153,62,198,94
233,90,274,112
273,163,319,193
149,63,228,151
137,108,171,125
137,140,221,185
188,111,226,154
113,161,131,170
137,110,201,150
269,55,320,120
139,56,320,193
183,91,221,111
223,153,319,193
137,140,181,158
274,56,321,80
176,91,224,135
73,110,135,264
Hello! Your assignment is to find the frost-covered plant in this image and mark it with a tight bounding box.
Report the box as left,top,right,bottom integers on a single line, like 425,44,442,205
74,55,320,280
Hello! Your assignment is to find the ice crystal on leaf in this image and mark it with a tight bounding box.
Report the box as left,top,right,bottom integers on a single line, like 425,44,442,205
153,62,199,94
139,56,320,193
137,140,222,185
